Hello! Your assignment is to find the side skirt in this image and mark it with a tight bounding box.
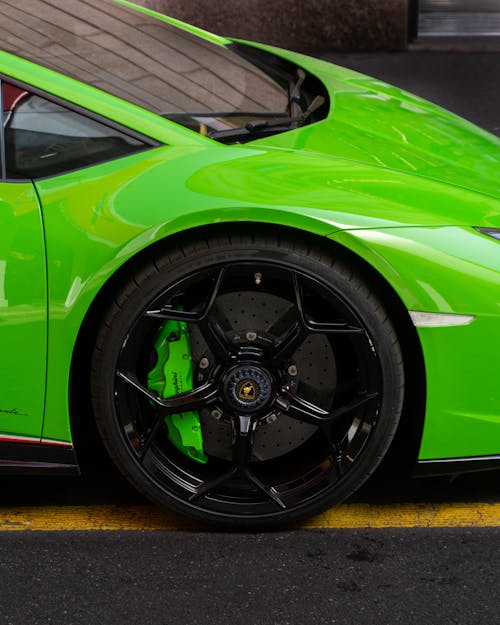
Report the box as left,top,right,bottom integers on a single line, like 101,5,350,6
0,441,79,475
415,455,500,478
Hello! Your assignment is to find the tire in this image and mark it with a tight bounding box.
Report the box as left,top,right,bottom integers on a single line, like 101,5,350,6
91,232,404,530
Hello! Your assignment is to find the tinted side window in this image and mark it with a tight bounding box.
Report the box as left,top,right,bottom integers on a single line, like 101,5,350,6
2,83,147,179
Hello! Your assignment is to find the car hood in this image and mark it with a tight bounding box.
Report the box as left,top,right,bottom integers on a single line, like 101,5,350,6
250,48,500,203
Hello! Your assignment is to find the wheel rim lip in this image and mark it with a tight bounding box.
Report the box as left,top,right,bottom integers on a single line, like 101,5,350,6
112,257,385,518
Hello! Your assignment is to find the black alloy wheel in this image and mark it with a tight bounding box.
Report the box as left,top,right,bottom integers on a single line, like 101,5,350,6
91,233,404,529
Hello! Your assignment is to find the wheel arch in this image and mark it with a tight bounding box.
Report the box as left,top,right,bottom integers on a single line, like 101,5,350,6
69,222,425,473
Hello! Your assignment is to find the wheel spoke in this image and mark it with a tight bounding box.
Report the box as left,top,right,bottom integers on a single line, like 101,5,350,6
189,468,238,503
244,472,287,510
267,303,307,362
137,410,166,460
292,273,305,319
321,427,346,477
271,320,309,362
231,415,257,470
293,273,363,335
198,313,237,364
189,416,287,510
270,277,363,363
304,320,364,335
329,392,380,421
202,267,226,318
117,371,218,414
276,390,380,427
276,391,329,426
189,417,256,503
267,304,297,337
145,268,225,322
145,308,203,322
162,382,219,414
117,370,161,403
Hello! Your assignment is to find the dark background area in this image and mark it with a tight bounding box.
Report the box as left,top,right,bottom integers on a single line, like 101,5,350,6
139,0,409,51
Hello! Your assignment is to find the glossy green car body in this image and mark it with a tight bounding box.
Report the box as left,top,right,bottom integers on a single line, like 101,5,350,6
1,0,499,492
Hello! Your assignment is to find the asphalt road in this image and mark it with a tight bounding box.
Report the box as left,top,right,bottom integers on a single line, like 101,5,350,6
1,50,500,624
0,528,498,625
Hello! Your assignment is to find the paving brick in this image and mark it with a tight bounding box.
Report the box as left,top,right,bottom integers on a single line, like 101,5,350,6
141,0,408,51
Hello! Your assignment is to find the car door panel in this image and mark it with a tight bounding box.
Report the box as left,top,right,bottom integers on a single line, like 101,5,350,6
0,182,46,441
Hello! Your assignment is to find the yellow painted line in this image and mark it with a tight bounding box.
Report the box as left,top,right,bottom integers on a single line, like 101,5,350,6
0,502,498,530
0,505,196,532
302,502,500,529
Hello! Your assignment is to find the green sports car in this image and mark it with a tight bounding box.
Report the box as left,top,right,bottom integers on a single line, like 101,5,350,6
0,0,499,529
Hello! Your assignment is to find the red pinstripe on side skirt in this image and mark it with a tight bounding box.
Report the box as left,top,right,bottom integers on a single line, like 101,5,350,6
0,434,72,447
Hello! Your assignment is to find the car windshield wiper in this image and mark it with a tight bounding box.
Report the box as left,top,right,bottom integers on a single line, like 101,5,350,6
289,68,307,118
207,95,326,142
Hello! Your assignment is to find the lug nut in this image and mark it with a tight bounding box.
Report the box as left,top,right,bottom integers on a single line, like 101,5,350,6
276,396,289,410
288,364,298,376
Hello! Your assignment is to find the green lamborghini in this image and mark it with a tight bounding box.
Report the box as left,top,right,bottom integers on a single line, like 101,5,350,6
0,0,499,528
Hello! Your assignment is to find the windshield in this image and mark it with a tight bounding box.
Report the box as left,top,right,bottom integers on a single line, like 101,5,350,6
0,1,287,112
0,0,327,141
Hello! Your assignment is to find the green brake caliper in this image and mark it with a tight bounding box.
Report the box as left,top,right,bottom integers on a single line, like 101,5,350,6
147,320,208,464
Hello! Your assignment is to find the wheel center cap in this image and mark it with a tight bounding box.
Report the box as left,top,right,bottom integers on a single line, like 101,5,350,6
223,366,273,413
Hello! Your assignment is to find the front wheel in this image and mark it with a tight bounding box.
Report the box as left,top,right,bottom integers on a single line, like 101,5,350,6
91,233,404,529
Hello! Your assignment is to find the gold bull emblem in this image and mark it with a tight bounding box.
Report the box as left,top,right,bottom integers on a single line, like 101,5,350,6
239,380,257,401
